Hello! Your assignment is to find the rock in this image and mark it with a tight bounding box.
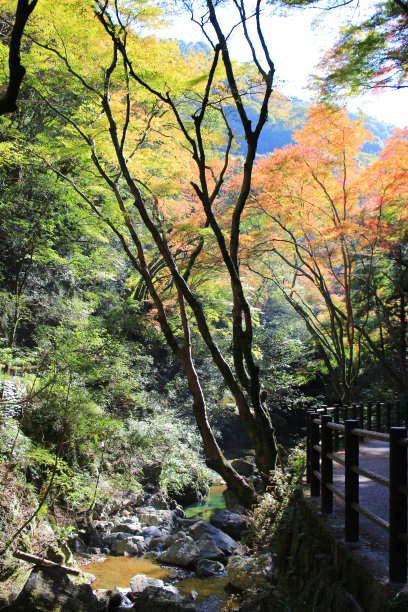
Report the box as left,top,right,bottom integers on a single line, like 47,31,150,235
134,507,176,532
184,520,239,555
94,588,124,611
9,566,99,611
131,586,196,611
195,559,225,578
147,492,170,510
104,531,133,545
195,536,225,561
101,533,119,547
123,492,144,508
111,535,146,556
105,498,122,516
148,536,166,551
46,544,65,564
211,510,250,540
141,463,162,486
102,587,135,611
230,458,255,477
167,481,209,507
158,535,201,567
70,537,86,553
130,574,165,593
141,526,167,541
94,521,115,532
112,519,141,535
226,553,274,591
223,489,245,512
164,530,188,548
1,380,23,419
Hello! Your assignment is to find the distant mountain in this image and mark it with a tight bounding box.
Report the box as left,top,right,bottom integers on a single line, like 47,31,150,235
175,40,396,156
232,93,396,156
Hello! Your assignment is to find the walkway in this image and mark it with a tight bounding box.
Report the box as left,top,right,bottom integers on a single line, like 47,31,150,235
314,437,392,577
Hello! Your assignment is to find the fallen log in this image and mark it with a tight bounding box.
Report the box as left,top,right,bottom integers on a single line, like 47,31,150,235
13,550,80,575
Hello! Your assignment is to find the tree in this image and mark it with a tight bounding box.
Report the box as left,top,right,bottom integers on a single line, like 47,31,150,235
249,105,408,402
318,0,408,97
273,0,408,96
12,0,282,506
353,128,408,394
0,0,38,115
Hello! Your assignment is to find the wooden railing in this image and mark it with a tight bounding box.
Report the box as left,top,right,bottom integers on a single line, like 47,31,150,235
0,363,36,377
306,405,408,584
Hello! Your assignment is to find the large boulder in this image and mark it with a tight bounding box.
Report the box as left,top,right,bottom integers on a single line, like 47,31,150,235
111,535,146,556
158,535,201,567
230,458,255,477
226,553,275,591
164,530,189,548
210,510,250,540
195,559,225,578
131,586,196,612
183,520,239,555
167,481,209,507
141,526,167,541
93,587,130,611
195,536,225,562
134,507,176,532
111,518,142,535
9,566,98,612
130,574,165,593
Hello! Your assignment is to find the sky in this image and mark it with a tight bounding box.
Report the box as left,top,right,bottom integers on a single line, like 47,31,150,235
159,1,408,129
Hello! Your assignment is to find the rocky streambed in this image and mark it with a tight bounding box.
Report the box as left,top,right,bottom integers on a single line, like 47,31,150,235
8,460,274,611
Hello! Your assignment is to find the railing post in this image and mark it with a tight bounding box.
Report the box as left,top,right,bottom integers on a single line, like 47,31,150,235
345,419,359,542
321,414,333,514
333,404,340,450
306,410,313,484
386,401,392,431
351,403,357,420
376,402,381,431
366,402,372,431
358,404,364,429
389,427,407,583
310,412,320,497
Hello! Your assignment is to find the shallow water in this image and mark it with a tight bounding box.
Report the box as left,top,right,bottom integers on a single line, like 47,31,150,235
176,574,229,604
79,555,171,589
184,484,227,522
79,555,229,610
78,484,230,610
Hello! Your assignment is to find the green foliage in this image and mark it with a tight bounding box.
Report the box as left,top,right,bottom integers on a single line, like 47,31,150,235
312,1,408,96
249,445,306,550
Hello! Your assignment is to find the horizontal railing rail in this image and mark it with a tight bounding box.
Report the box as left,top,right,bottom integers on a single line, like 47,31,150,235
0,363,37,377
306,405,408,584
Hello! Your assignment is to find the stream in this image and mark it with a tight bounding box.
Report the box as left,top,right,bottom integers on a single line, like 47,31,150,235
79,484,230,610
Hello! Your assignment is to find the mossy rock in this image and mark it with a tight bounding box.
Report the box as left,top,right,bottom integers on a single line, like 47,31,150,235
9,566,98,612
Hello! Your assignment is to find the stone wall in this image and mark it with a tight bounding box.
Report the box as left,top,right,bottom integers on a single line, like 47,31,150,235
274,488,408,612
1,380,23,419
